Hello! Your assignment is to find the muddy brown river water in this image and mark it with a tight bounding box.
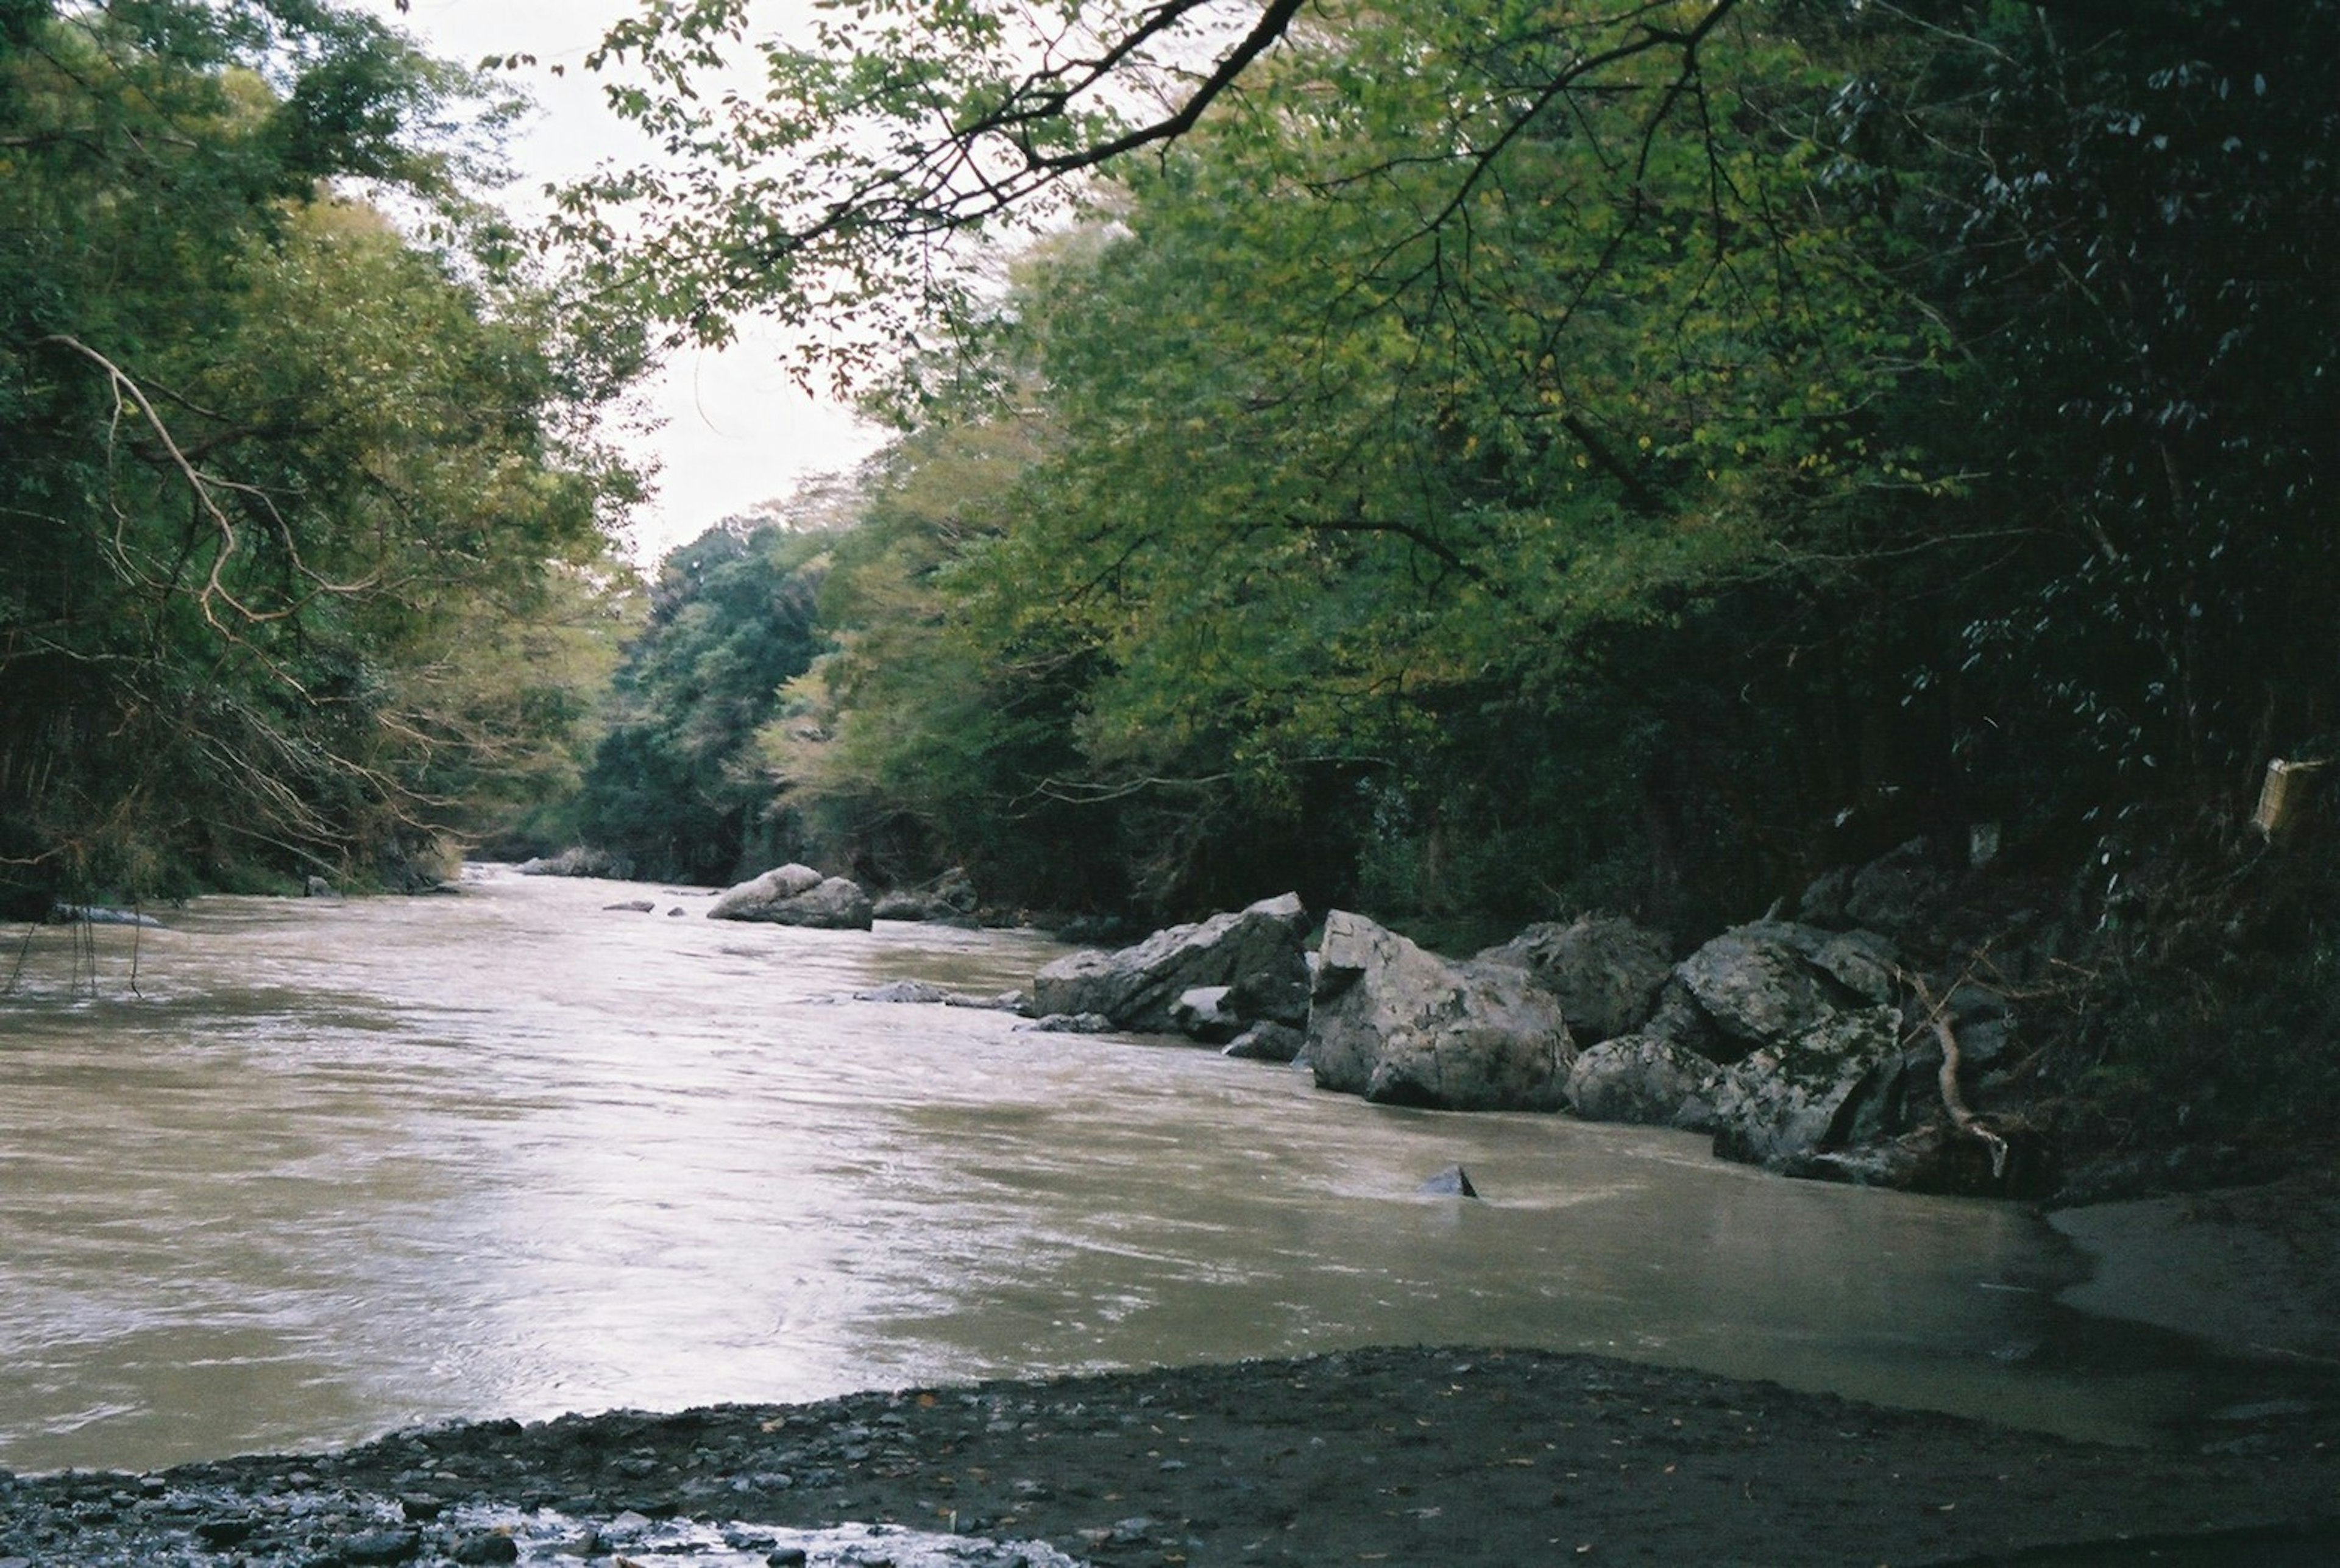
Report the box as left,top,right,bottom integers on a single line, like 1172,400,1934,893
0,867,2250,1474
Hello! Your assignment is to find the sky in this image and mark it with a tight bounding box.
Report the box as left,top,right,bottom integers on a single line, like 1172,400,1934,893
355,0,886,564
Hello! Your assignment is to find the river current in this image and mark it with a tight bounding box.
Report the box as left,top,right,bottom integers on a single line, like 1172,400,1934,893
0,867,2238,1472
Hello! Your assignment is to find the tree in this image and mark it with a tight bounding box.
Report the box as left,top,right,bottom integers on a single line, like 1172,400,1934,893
575,0,2340,931
572,511,833,884
558,0,1750,381
1,1,645,909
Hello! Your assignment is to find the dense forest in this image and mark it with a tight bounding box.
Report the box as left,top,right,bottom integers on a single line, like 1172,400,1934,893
7,2,2336,1150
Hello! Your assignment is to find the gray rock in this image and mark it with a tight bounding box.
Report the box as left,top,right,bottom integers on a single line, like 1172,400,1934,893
707,862,821,913
856,980,951,1004
1564,1034,1720,1129
1842,838,1952,937
342,1527,423,1564
1221,1020,1307,1063
1306,911,1575,1112
603,899,656,913
1417,1164,1480,1197
1032,893,1310,1035
707,865,874,930
872,867,980,924
305,875,336,898
1670,921,1901,1057
1675,925,1842,1054
941,990,1027,1012
1016,1013,1118,1034
1170,985,1242,1044
1707,1004,1906,1168
516,846,626,879
1475,914,1673,1045
1796,865,1856,926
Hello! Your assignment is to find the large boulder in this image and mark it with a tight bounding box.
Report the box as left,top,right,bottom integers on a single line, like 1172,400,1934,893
1475,914,1673,1045
1305,912,1575,1111
1706,1004,1906,1168
1631,920,1931,1170
706,864,874,930
1032,893,1311,1036
1670,921,1899,1059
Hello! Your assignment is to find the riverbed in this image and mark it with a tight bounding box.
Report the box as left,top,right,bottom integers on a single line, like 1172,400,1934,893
0,867,2278,1474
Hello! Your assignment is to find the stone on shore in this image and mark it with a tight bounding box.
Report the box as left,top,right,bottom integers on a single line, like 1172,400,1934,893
1305,911,1573,1111
1564,1034,1720,1129
1474,913,1673,1045
1671,920,1899,1060
871,867,980,925
707,864,874,930
1553,919,1934,1172
1705,1004,1906,1168
1031,893,1311,1037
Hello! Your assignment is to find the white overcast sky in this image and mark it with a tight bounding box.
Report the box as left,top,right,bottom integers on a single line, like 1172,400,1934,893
355,0,885,564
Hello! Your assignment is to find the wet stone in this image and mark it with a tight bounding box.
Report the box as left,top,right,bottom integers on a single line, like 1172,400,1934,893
195,1515,257,1546
341,1525,424,1563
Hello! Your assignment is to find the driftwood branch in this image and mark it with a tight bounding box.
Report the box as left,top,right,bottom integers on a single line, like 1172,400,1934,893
1901,967,2010,1179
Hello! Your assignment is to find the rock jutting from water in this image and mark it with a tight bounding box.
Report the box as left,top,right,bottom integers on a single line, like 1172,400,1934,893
1305,911,1575,1112
1030,849,2049,1195
707,864,876,931
1030,891,1311,1037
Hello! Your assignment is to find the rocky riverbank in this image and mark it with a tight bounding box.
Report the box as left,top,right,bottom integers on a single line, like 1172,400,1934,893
5,1346,2336,1567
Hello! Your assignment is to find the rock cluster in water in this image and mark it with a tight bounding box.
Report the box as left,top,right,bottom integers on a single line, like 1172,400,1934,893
1013,840,2046,1196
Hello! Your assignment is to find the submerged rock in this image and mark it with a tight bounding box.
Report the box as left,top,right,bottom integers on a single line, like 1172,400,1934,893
1016,1012,1119,1034
873,869,980,926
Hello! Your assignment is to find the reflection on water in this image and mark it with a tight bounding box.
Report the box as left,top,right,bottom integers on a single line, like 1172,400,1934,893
0,869,2249,1472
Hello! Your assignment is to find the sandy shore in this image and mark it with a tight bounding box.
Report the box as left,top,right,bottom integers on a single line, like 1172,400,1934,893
2051,1172,2340,1372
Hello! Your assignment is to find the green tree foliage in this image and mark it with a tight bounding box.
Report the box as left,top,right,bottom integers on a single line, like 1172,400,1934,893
570,513,830,885
0,1,644,909
768,410,1138,907
577,0,2340,938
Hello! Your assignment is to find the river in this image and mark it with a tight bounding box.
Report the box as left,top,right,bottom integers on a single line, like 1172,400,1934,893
0,867,2241,1474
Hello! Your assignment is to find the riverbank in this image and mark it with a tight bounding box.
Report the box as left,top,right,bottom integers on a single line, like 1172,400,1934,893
5,1343,2336,1568
2050,1168,2340,1369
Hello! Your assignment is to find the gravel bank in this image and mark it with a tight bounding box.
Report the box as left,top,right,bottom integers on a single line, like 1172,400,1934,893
4,1347,2336,1567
